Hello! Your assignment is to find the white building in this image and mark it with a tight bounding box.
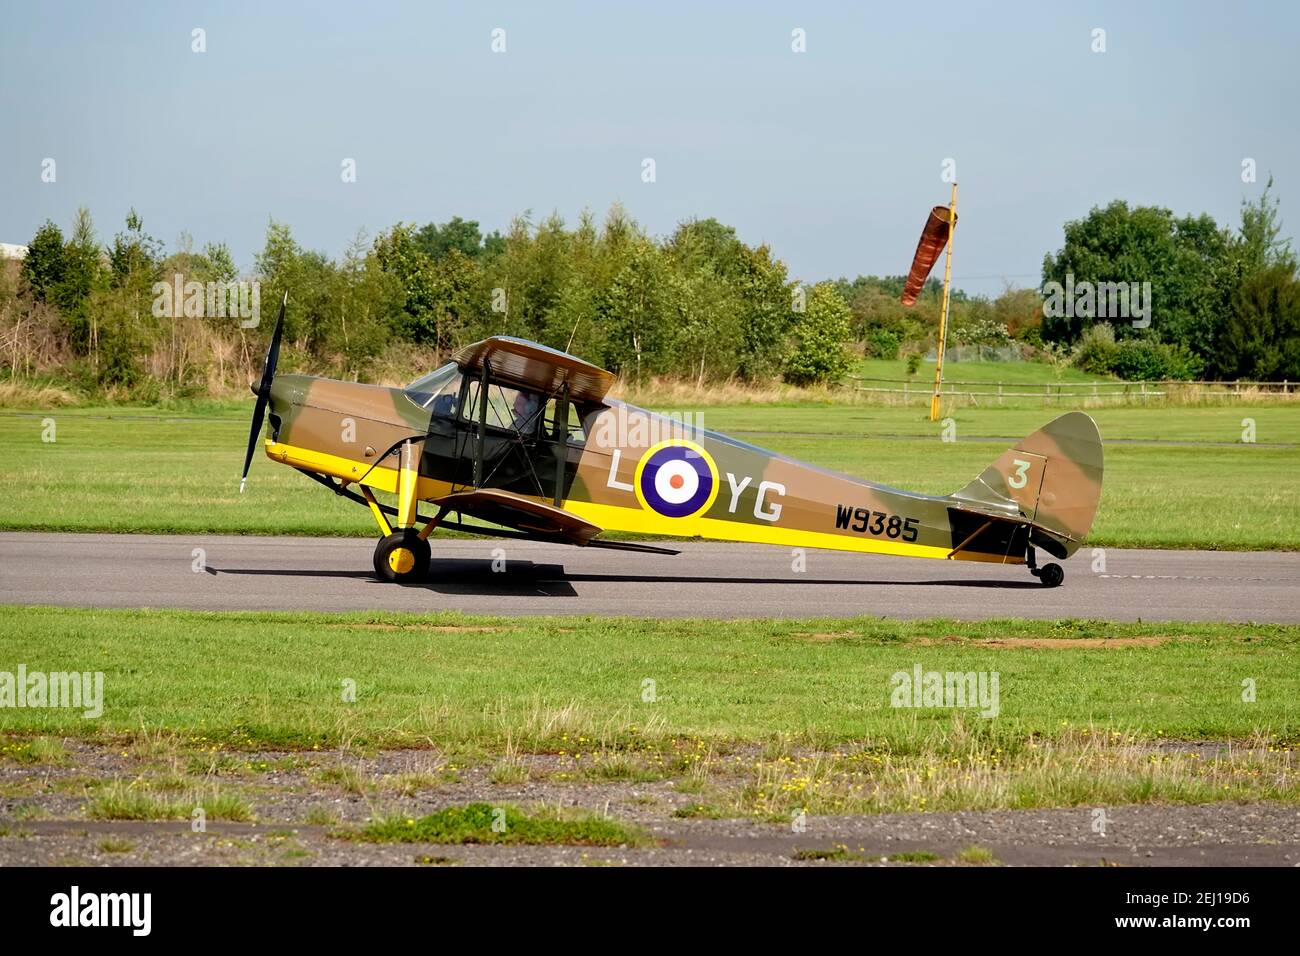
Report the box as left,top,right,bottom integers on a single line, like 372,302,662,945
0,243,28,260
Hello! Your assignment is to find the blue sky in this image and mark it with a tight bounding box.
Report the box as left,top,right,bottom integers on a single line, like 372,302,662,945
2,0,1295,295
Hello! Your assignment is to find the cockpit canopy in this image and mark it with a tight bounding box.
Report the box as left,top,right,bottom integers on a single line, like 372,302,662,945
403,362,462,415
404,362,549,435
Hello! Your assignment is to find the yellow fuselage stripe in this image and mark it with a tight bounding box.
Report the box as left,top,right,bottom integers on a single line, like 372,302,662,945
265,440,454,500
563,500,956,561
266,440,1020,564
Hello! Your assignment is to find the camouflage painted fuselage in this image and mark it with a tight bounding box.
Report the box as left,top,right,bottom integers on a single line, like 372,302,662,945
263,363,1103,566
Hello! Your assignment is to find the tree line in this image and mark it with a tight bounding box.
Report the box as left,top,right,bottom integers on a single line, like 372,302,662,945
3,206,858,400
1041,181,1298,381
1,189,1296,402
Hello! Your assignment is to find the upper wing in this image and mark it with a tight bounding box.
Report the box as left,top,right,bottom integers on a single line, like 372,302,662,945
451,336,615,403
428,488,602,545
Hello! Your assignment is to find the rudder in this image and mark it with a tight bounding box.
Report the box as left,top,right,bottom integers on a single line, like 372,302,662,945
950,412,1104,556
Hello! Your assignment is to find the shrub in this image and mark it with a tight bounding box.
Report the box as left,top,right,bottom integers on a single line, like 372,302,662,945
1109,339,1202,381
863,326,901,359
784,282,853,386
1071,324,1117,375
1213,264,1300,381
1071,324,1203,380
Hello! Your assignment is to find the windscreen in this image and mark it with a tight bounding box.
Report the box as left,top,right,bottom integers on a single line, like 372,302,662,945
404,362,463,414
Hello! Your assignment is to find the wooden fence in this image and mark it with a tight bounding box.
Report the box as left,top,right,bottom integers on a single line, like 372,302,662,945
848,377,1294,406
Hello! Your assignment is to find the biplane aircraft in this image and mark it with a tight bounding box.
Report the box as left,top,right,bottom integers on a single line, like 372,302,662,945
240,295,1103,588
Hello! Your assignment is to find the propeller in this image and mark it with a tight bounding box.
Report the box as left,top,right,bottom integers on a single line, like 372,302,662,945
240,291,288,493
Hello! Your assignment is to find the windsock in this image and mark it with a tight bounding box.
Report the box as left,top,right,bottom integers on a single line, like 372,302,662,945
901,205,957,306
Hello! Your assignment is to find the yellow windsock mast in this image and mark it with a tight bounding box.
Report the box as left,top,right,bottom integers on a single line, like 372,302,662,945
930,182,958,422
899,186,959,422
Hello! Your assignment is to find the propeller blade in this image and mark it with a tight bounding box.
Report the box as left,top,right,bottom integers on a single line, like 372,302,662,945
239,391,268,493
239,292,288,492
261,291,287,394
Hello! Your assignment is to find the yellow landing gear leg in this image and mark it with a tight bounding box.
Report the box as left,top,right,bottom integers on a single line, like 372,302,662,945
370,441,431,583
396,441,419,532
360,487,392,537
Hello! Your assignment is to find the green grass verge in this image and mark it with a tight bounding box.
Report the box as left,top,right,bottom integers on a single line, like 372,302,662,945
86,782,253,821
0,736,68,765
956,845,1000,865
350,802,645,846
889,850,941,862
2,404,1297,547
0,606,1294,749
792,846,868,862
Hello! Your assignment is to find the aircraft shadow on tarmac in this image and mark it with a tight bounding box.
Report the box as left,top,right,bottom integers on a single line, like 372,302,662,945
211,559,1044,596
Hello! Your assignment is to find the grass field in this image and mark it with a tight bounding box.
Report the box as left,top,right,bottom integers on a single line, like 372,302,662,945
2,607,1296,817
3,388,1295,831
2,402,1296,549
1,606,1294,747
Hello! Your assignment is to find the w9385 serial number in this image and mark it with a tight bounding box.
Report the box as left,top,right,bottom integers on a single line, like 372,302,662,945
834,505,919,542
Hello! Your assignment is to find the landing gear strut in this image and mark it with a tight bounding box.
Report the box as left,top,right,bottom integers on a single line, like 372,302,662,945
364,439,433,583
1025,546,1064,588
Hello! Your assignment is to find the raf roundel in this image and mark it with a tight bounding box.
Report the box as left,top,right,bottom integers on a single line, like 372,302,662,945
634,440,720,520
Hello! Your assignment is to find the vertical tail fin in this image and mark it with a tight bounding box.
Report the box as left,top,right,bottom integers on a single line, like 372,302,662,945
950,412,1104,556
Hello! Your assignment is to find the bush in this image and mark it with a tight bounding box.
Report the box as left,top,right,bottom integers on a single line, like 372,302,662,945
1071,324,1202,380
863,326,901,359
1071,324,1117,375
1213,264,1300,381
951,317,1012,347
1109,339,1202,381
784,282,853,386
1016,323,1044,348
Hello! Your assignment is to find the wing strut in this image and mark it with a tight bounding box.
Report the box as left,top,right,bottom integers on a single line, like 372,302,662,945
292,468,681,556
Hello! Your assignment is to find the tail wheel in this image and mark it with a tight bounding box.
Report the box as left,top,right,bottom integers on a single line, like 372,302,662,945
1036,563,1064,588
373,529,431,583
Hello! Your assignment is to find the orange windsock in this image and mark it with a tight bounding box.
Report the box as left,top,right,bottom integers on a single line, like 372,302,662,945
901,205,957,306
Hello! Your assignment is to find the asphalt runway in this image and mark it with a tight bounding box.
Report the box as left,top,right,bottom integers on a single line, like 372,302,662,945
2,532,1297,621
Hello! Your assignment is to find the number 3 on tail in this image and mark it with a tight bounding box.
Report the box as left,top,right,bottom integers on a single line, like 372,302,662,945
1008,458,1031,489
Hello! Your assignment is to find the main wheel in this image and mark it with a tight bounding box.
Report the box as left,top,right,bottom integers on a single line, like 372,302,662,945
372,529,431,583
1036,562,1064,588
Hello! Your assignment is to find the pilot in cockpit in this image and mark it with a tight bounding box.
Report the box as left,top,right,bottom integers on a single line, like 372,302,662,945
510,390,541,433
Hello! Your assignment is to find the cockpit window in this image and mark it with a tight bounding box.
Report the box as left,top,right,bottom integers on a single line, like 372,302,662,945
404,362,463,416
462,379,544,436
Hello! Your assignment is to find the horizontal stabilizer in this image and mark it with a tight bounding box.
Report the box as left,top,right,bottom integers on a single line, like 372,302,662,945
946,504,1074,560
